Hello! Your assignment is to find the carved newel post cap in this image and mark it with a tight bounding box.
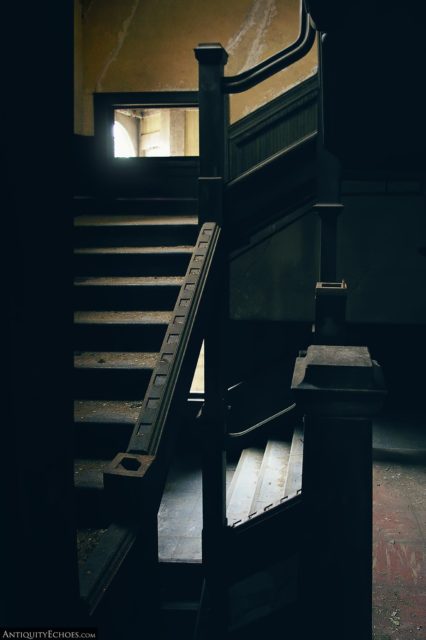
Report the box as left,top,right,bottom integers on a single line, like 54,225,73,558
291,345,386,417
194,43,229,65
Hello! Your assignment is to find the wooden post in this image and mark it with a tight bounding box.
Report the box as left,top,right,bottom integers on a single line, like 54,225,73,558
194,42,230,636
292,345,386,640
315,202,343,282
315,32,343,283
194,43,229,226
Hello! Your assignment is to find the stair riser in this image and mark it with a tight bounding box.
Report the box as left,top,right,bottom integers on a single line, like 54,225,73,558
74,253,191,277
74,284,180,311
75,423,134,459
74,368,152,400
73,198,198,217
74,323,167,351
74,226,198,248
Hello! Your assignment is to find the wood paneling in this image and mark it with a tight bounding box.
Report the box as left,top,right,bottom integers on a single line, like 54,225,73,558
228,75,318,179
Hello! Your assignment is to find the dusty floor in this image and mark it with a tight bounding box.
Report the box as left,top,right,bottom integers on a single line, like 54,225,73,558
372,411,426,640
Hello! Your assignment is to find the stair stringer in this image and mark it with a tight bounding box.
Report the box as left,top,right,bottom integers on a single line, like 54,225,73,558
196,419,305,638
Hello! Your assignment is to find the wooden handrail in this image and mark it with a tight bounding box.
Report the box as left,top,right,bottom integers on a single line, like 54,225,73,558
103,222,221,516
129,221,221,456
223,3,316,95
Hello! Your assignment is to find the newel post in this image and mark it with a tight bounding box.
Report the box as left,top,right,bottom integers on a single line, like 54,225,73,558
194,43,229,226
194,43,230,637
292,345,386,640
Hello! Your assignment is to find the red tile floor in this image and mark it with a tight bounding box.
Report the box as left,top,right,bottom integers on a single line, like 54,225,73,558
372,411,426,640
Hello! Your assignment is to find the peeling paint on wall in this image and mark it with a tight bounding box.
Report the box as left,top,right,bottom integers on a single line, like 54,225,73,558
95,0,140,92
235,0,277,72
75,0,317,135
226,0,277,71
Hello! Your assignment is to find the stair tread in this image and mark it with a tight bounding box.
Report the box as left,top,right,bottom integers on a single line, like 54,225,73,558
74,459,110,490
74,215,198,227
74,351,158,369
77,528,108,565
75,246,193,255
226,448,264,525
74,399,142,424
74,310,172,324
74,276,184,287
249,439,292,514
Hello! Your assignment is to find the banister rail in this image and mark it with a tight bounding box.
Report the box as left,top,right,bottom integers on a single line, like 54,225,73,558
103,221,221,514
223,4,316,94
129,221,220,457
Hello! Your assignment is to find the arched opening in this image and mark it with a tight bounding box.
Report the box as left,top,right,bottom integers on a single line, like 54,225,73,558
113,121,136,157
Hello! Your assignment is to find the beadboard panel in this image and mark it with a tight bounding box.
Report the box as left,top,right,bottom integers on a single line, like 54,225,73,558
228,75,319,180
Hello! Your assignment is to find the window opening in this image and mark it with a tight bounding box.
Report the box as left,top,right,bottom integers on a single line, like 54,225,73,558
113,107,199,157
113,121,137,157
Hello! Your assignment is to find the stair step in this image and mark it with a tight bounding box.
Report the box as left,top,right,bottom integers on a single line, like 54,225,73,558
74,311,171,351
74,399,142,424
74,276,183,310
283,423,304,496
74,350,158,369
77,527,108,566
116,198,198,216
74,246,193,277
74,458,107,490
73,197,198,217
74,310,172,324
74,400,142,458
158,454,237,563
249,439,292,514
226,448,264,526
74,459,110,527
74,215,198,247
74,351,157,399
75,215,198,226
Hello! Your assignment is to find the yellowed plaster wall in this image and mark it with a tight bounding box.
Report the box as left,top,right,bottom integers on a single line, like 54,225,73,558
75,0,317,135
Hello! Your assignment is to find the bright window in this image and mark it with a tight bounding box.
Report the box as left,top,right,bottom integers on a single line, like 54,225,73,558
113,121,136,157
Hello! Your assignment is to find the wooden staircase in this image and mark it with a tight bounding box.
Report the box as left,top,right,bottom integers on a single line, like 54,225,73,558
70,200,306,638
227,428,302,527
71,58,319,635
157,375,304,638
73,206,198,564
